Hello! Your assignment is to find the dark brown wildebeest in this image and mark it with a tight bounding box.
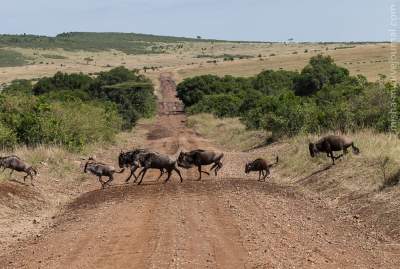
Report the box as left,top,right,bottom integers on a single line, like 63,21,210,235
84,157,125,189
118,149,165,183
0,155,37,186
135,152,183,185
177,150,223,180
245,156,279,181
309,135,360,165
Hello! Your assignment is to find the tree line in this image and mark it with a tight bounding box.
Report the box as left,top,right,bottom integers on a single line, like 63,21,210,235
0,67,156,150
177,55,399,139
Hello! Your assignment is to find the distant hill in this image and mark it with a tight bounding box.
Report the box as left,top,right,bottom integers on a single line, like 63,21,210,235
0,32,232,55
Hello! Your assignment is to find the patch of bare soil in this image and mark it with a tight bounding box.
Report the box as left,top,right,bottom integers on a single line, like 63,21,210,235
1,73,399,268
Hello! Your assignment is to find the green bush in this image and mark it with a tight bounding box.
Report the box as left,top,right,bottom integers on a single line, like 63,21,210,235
0,66,156,150
252,70,298,95
294,54,349,96
0,93,122,151
188,94,242,117
32,72,93,95
177,55,400,137
0,123,17,149
177,75,252,107
31,67,157,130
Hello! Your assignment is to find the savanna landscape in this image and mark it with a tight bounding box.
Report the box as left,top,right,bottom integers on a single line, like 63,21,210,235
0,24,399,269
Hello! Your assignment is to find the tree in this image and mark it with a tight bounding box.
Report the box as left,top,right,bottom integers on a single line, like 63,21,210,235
294,54,349,96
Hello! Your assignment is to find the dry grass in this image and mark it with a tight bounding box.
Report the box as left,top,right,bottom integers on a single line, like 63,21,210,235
0,42,394,85
176,43,393,82
187,114,400,196
276,131,400,193
187,113,268,151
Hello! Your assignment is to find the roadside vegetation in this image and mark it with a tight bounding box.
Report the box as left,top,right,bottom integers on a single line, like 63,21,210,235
178,55,399,139
0,66,156,151
181,55,400,193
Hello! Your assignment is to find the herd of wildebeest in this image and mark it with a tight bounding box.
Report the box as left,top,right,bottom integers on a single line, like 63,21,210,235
0,135,360,188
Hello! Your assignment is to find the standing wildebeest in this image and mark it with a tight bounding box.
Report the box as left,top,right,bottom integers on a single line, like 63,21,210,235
309,135,360,165
245,156,279,181
177,150,223,180
84,157,125,189
135,152,183,185
0,155,37,185
118,149,165,183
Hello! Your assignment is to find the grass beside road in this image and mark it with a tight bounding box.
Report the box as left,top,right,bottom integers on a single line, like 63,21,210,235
188,113,400,195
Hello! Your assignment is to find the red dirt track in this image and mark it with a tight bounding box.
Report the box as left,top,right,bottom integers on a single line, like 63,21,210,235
1,73,399,268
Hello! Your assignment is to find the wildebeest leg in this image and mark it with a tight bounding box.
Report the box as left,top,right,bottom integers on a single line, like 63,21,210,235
210,163,219,174
258,171,262,181
1,167,6,173
137,168,148,185
330,151,336,165
214,162,222,176
164,170,172,183
335,154,344,160
197,165,210,180
173,167,183,182
263,169,270,181
9,169,13,176
98,176,105,189
197,166,202,180
156,169,165,181
103,175,114,187
126,166,139,183
210,162,222,176
29,172,34,186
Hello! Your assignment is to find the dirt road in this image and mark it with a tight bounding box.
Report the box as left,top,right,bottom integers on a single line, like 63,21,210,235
1,74,399,268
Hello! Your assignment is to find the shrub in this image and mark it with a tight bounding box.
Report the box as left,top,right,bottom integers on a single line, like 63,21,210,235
32,67,157,130
0,123,17,149
294,55,349,96
0,93,122,151
252,70,298,96
33,72,93,95
188,94,242,118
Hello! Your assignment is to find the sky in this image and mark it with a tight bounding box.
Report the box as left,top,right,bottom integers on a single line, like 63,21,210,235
0,0,397,42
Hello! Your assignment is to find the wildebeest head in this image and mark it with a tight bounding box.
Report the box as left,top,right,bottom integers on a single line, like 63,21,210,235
177,152,194,168
118,151,129,168
309,143,318,158
244,162,252,174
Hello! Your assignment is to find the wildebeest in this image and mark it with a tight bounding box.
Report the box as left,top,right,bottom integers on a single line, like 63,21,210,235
0,155,37,186
177,150,223,180
309,135,360,165
84,157,125,189
245,156,279,181
118,149,165,183
135,152,183,185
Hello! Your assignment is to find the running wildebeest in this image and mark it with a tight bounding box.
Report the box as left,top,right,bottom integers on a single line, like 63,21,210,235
309,135,360,165
0,155,37,186
135,151,183,185
83,157,125,189
177,149,223,180
119,149,165,183
245,156,279,181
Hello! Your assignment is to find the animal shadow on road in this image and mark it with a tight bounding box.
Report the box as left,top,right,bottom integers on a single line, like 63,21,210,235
8,178,29,186
295,164,333,184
